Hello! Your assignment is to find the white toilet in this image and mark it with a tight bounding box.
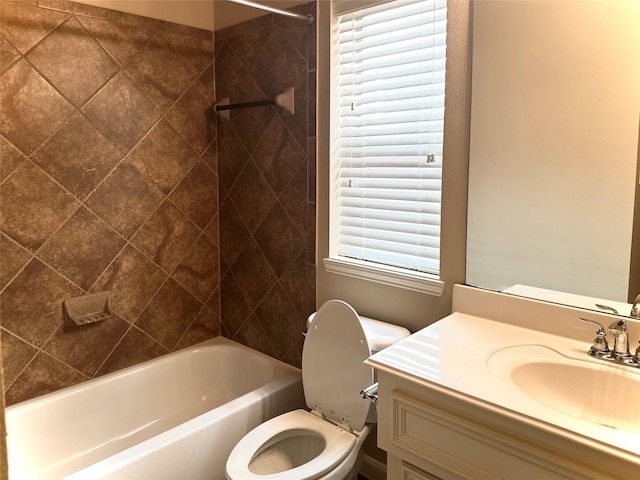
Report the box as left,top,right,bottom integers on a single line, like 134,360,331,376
225,300,410,480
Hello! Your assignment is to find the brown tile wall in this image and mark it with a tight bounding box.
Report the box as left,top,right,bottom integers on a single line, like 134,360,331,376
0,0,219,406
215,3,316,367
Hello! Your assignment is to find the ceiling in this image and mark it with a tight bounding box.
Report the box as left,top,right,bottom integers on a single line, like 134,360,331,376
72,1,310,32
215,1,310,31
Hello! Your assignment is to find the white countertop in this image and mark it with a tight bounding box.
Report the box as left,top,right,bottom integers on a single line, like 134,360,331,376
367,300,640,464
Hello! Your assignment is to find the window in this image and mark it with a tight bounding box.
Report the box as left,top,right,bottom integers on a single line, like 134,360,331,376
327,0,447,294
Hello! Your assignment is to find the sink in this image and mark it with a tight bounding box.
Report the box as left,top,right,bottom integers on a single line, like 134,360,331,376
512,361,640,432
489,345,640,434
367,287,640,478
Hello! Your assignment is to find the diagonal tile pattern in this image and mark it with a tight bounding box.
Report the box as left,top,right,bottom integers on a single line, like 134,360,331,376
77,15,155,66
0,1,69,54
125,32,197,111
32,113,125,199
254,203,306,277
253,116,306,196
216,3,317,363
1,0,317,404
1,259,84,348
4,352,87,406
95,327,168,377
135,278,202,349
0,33,20,73
166,75,215,154
82,71,161,150
0,1,218,405
0,160,79,251
228,160,276,233
43,314,129,377
27,16,119,107
131,200,200,273
85,161,164,238
38,207,126,290
0,234,31,290
172,234,220,303
0,135,25,180
128,120,198,195
169,160,218,229
0,60,75,153
89,245,167,323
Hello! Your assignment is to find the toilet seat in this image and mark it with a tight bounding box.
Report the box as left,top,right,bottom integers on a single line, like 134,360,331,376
302,300,374,432
225,409,356,480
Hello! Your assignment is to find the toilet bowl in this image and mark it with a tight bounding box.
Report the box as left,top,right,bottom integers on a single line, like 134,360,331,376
225,300,410,480
225,409,369,480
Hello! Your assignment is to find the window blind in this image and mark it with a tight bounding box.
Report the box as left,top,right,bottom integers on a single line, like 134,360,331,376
334,0,447,275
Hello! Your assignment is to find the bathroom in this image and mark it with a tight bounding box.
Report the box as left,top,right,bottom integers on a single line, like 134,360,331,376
0,0,638,478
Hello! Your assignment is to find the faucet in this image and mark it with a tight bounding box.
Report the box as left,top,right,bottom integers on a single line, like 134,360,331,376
607,319,631,360
630,293,640,318
580,317,639,368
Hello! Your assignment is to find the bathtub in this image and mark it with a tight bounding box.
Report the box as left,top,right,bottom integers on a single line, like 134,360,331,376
6,336,305,480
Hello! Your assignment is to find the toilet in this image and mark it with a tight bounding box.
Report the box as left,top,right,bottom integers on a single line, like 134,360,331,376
225,300,410,480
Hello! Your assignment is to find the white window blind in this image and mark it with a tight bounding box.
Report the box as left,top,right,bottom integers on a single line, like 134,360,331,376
334,0,447,276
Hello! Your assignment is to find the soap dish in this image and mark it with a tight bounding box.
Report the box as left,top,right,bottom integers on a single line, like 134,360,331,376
63,292,112,327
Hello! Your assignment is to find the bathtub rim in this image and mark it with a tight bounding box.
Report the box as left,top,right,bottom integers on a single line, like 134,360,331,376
6,336,304,479
6,335,301,414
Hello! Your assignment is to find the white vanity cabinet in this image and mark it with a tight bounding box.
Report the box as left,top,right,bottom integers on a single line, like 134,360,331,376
366,285,640,480
375,370,600,480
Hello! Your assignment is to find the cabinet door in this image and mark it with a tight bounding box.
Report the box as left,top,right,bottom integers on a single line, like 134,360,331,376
400,460,444,480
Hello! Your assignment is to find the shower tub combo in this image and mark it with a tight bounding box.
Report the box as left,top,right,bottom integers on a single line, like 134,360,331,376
6,337,304,480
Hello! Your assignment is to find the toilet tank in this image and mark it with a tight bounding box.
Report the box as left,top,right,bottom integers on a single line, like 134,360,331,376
306,312,410,354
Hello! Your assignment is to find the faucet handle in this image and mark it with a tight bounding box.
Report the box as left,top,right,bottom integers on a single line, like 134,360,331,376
607,318,631,358
579,318,610,357
607,318,627,333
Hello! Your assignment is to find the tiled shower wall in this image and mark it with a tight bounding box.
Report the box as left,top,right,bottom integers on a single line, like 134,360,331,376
215,3,316,367
0,0,219,405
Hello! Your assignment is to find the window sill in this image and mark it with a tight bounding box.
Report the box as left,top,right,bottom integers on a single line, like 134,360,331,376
322,257,445,296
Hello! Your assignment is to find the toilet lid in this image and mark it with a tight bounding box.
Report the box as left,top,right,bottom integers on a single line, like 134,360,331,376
302,300,374,432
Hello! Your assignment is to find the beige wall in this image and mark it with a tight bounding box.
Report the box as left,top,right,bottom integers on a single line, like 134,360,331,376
630,123,640,300
316,0,471,332
466,0,640,302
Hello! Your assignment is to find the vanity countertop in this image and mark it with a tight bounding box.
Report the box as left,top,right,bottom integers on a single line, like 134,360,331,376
367,287,640,472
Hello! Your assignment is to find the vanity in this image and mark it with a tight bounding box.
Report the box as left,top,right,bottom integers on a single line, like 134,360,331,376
360,1,640,475
367,285,640,480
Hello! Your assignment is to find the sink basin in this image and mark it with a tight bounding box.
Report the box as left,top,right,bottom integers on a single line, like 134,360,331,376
512,361,640,432
489,345,640,434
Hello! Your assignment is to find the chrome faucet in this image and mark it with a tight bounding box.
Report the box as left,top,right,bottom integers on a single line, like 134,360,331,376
630,293,640,318
580,317,639,368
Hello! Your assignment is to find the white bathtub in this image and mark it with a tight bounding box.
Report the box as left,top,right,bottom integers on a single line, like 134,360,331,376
6,337,305,480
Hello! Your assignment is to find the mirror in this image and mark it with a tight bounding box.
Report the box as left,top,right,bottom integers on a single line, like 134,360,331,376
466,0,640,316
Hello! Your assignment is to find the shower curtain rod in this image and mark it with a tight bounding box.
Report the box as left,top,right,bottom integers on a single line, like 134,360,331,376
213,87,295,121
227,0,314,24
